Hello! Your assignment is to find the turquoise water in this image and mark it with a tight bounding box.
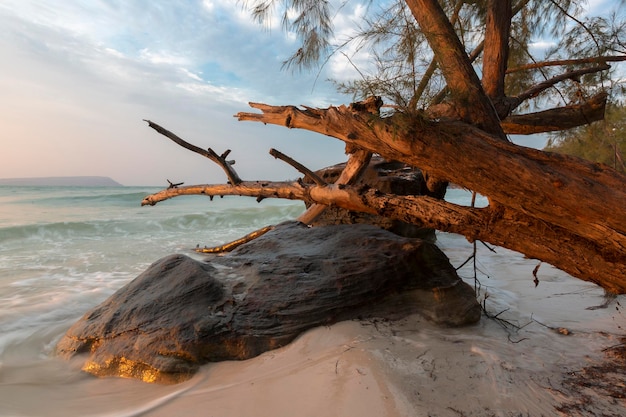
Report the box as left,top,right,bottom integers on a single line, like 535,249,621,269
0,186,620,416
0,186,306,409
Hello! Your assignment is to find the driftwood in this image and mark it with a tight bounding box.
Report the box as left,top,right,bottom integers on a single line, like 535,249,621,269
233,103,626,292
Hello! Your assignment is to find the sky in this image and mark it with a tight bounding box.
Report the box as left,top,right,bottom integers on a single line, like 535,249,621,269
0,0,619,186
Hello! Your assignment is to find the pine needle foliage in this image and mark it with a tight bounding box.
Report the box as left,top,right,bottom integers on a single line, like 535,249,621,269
242,0,625,114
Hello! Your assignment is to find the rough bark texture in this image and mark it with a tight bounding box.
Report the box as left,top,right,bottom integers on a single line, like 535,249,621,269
140,1,625,293
500,92,608,134
56,222,480,383
405,0,506,139
482,0,511,112
303,156,444,239
234,103,626,293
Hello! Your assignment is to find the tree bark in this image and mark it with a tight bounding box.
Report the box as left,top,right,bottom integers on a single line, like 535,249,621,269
232,102,626,293
482,0,511,116
405,0,506,139
501,92,608,134
141,0,626,295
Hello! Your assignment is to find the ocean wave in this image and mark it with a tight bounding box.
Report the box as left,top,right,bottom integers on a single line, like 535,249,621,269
160,204,306,229
0,204,305,244
0,221,104,242
14,191,155,207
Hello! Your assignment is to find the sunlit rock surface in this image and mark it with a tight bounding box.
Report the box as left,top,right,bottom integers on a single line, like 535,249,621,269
56,222,480,383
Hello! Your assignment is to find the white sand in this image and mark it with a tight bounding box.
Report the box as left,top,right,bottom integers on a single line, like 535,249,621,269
143,312,623,417
2,234,624,417
141,236,625,417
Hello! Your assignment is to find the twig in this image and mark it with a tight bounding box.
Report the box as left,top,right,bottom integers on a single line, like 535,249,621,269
196,226,274,254
269,148,326,186
480,240,497,253
532,262,542,287
297,148,372,225
167,179,184,189
144,120,242,185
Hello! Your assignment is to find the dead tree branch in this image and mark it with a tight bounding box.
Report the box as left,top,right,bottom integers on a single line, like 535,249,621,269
297,147,372,224
269,148,326,186
196,225,274,254
507,55,626,73
234,101,626,292
144,119,242,185
142,179,626,292
501,91,608,134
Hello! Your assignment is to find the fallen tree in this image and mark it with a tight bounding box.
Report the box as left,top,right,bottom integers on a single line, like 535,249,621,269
142,1,625,292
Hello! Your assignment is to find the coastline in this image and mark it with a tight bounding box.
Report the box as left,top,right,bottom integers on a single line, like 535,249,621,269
1,186,624,416
131,313,625,417
0,176,123,187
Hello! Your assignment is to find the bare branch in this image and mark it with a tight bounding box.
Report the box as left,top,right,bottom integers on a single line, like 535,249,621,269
501,92,608,134
144,120,242,185
141,181,307,206
509,64,611,108
507,55,626,73
269,148,326,186
196,226,274,254
235,102,626,255
167,179,184,189
142,179,626,292
297,148,372,224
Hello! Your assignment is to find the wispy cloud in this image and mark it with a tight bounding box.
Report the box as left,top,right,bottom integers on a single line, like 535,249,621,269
0,0,350,185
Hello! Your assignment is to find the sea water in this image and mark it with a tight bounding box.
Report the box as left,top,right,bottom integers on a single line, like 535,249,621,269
0,186,307,415
0,186,622,416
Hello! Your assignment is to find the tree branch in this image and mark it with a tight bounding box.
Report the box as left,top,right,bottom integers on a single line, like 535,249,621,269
405,0,506,139
144,119,242,185
482,0,511,104
507,55,626,73
142,180,626,292
509,64,611,108
501,92,608,134
196,225,274,253
269,148,326,186
297,148,372,224
235,102,626,255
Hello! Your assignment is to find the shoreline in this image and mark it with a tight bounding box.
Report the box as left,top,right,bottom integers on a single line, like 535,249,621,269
143,313,625,417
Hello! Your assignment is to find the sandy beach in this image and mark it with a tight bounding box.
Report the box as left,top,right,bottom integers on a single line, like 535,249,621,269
141,235,625,417
107,241,626,417
139,311,623,417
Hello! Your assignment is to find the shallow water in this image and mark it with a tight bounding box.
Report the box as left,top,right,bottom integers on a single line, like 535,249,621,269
0,186,623,416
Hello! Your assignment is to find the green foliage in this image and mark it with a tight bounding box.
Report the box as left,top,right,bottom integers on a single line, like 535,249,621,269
545,103,626,173
333,0,624,113
243,0,625,119
243,0,333,70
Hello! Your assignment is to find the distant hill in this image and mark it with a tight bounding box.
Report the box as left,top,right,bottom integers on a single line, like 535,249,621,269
0,176,123,186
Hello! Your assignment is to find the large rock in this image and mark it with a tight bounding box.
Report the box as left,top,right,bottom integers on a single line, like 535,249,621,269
304,156,447,239
56,222,480,383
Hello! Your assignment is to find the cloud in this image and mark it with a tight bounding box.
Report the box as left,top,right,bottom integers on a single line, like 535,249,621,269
0,1,350,185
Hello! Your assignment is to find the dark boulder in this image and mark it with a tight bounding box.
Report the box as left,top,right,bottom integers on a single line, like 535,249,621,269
56,222,480,383
304,156,447,239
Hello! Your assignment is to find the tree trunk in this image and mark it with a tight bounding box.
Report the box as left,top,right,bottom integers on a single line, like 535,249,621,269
141,0,626,294
405,0,506,139
234,102,626,293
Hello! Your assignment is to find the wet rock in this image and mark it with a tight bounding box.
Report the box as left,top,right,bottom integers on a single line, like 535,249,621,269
56,222,480,383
